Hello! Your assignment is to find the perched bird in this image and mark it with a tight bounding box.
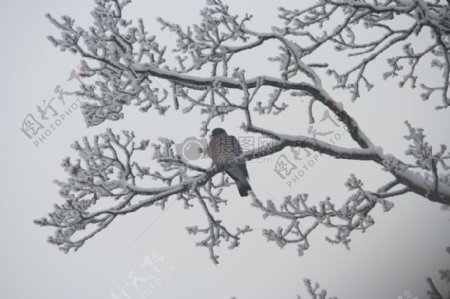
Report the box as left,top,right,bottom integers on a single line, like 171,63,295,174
208,128,252,197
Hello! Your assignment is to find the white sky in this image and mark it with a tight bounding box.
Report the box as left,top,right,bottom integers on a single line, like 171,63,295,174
1,0,450,298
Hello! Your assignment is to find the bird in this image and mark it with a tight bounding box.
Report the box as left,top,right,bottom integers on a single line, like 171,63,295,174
208,128,252,197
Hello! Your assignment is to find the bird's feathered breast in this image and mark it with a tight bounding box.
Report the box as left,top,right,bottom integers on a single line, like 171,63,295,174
208,135,243,166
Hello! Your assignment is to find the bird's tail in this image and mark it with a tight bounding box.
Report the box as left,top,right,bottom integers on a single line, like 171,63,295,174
236,176,252,197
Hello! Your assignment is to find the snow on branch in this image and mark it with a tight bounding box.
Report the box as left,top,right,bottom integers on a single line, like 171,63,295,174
34,129,256,261
46,0,170,126
39,0,450,262
45,0,450,130
426,247,450,299
32,122,377,260
278,0,450,107
401,121,450,203
300,278,338,299
251,174,404,255
231,278,337,299
34,121,448,260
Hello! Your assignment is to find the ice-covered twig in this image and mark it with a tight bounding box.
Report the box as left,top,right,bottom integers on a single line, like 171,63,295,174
250,174,405,255
425,246,450,299
39,0,450,260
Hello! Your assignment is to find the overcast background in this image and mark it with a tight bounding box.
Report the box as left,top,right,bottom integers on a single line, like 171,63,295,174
1,0,450,298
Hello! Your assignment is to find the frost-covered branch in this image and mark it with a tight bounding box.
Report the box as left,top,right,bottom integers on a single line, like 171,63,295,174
279,0,450,107
426,247,450,299
231,278,337,299
299,278,338,299
251,174,405,254
188,190,252,264
34,129,254,260
45,0,450,129
39,0,450,261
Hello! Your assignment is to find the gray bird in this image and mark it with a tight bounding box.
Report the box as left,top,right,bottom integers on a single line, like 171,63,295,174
208,128,252,197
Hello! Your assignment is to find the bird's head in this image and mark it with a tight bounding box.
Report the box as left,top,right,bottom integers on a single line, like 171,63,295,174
210,128,227,137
